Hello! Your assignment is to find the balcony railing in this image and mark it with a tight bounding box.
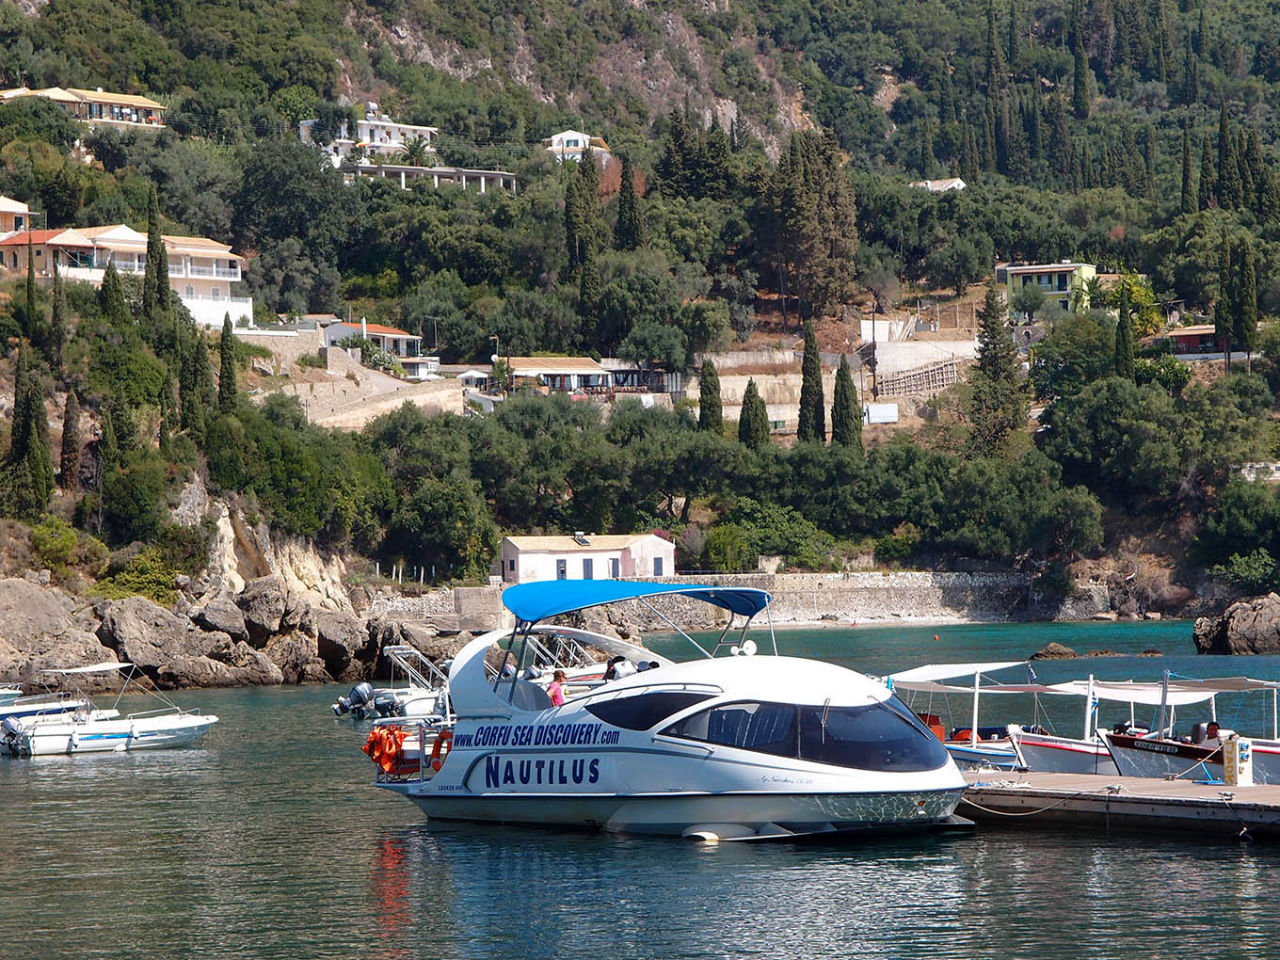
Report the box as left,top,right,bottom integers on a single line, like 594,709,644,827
215,267,240,279
189,264,215,277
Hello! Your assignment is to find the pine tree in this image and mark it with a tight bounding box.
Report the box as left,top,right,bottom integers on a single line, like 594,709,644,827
830,354,861,453
218,313,237,414
1180,126,1195,215
1114,282,1135,381
59,389,80,491
797,320,826,443
1072,18,1091,119
1215,239,1235,372
968,284,1027,455
1237,239,1259,372
613,156,642,251
738,378,770,450
1198,135,1216,210
698,359,722,434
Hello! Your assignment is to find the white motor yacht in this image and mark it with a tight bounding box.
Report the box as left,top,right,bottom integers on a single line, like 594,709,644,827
332,645,453,721
373,580,968,840
1,663,218,757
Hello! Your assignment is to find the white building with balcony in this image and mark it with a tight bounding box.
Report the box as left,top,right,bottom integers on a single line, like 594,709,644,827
0,86,166,127
299,103,438,167
323,319,438,380
497,533,675,584
0,224,251,327
544,130,611,163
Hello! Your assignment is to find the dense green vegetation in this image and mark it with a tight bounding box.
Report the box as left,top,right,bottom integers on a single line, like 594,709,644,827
5,0,1280,598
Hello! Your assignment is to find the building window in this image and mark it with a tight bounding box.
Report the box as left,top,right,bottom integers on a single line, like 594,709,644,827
610,558,620,579
13,216,22,230
185,286,194,298
583,558,593,580
653,557,663,577
556,559,567,580
508,559,515,572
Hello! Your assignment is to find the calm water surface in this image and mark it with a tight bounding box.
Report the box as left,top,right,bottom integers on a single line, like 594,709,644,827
5,621,1280,959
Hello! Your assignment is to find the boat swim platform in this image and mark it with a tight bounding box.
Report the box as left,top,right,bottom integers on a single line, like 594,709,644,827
961,771,1280,841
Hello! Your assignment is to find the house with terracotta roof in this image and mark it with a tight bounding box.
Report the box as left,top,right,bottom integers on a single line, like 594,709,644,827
505,356,613,393
322,319,438,380
497,533,675,583
0,224,250,327
0,86,165,127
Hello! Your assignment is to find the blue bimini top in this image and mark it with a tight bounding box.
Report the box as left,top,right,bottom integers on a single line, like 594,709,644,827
501,579,772,626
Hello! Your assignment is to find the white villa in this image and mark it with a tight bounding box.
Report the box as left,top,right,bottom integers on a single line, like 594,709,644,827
544,130,611,163
323,319,438,381
0,224,251,327
910,177,966,192
0,86,166,127
497,533,675,584
299,103,438,167
0,195,30,234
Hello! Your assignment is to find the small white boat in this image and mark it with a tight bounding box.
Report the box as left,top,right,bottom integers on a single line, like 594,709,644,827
0,692,93,721
374,580,968,840
0,685,21,705
887,661,1033,771
1,662,218,757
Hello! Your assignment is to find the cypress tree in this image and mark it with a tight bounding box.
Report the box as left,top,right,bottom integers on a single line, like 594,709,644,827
100,261,131,327
158,374,175,457
982,97,998,171
698,358,722,434
738,378,770,450
143,183,163,325
1237,128,1254,211
23,233,36,339
613,156,642,251
1237,239,1259,372
1072,20,1091,119
1114,282,1135,381
218,313,237,414
986,0,1007,91
47,257,65,373
1007,0,1019,69
1215,239,1235,372
968,284,1027,455
108,390,137,455
1180,127,1195,215
1218,105,1242,209
830,354,861,454
5,339,54,517
797,320,826,443
578,245,600,323
98,402,119,474
59,389,80,492
1198,135,1216,209
1182,38,1200,104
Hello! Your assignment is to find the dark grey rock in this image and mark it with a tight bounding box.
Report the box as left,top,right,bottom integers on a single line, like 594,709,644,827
193,596,250,643
1194,594,1280,655
237,575,288,644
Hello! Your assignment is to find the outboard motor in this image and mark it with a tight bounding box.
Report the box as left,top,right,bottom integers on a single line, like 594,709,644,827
373,693,400,718
333,681,376,717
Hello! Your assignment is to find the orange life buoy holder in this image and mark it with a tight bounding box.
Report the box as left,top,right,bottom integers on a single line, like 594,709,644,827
429,728,454,771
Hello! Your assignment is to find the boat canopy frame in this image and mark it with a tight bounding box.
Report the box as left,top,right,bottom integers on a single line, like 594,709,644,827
493,580,776,703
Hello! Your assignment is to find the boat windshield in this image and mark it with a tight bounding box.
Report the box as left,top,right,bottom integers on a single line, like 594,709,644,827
662,696,950,772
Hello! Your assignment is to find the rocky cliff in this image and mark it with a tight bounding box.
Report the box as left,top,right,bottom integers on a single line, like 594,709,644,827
1193,594,1280,655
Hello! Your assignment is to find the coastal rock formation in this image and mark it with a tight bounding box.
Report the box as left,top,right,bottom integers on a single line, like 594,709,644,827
158,644,283,688
1030,642,1078,660
315,610,371,681
0,578,106,683
1193,594,1280,655
237,575,290,643
266,633,331,684
192,596,250,643
96,596,223,668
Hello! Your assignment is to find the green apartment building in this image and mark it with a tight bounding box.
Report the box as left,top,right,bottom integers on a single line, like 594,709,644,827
1003,261,1096,315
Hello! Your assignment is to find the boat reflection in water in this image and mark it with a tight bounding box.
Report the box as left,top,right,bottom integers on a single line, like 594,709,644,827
372,580,968,841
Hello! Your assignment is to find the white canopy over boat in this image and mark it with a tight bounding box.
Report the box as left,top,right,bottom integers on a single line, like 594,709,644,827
43,662,132,675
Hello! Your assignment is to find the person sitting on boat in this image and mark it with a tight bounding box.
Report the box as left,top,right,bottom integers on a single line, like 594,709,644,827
1202,722,1223,750
548,670,567,707
604,656,637,681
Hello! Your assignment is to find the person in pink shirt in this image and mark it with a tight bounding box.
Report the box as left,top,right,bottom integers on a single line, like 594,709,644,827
548,670,567,707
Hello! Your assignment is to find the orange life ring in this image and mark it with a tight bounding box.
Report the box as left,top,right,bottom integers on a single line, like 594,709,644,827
429,728,454,771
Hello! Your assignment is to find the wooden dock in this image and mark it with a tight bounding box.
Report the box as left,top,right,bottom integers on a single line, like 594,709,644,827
961,771,1280,840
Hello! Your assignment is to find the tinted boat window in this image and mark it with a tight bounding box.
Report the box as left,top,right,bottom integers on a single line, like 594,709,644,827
798,699,950,772
585,692,713,731
662,701,797,758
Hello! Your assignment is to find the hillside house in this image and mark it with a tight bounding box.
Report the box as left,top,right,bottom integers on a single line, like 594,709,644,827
0,224,250,327
544,130,611,163
0,86,165,127
0,196,30,235
323,319,437,380
300,103,437,166
1002,261,1096,314
497,533,675,584
506,356,613,393
910,177,966,192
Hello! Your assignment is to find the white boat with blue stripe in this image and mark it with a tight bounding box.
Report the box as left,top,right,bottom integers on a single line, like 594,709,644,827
1,663,218,757
374,580,967,841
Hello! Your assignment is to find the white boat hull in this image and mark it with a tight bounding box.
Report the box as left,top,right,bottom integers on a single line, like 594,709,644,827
1012,731,1118,776
1104,733,1280,783
389,784,966,837
944,740,1021,771
7,714,217,756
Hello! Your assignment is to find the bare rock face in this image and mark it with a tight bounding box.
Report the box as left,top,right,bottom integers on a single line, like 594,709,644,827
157,642,284,688
367,615,469,662
315,610,372,681
192,595,250,644
96,596,222,670
1194,594,1280,654
266,633,330,684
0,578,111,684
237,575,289,644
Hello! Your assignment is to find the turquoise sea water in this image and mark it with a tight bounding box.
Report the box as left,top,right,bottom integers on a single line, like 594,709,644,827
4,621,1280,960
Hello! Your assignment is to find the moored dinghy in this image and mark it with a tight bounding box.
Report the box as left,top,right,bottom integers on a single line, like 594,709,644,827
1,662,218,757
373,580,968,840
